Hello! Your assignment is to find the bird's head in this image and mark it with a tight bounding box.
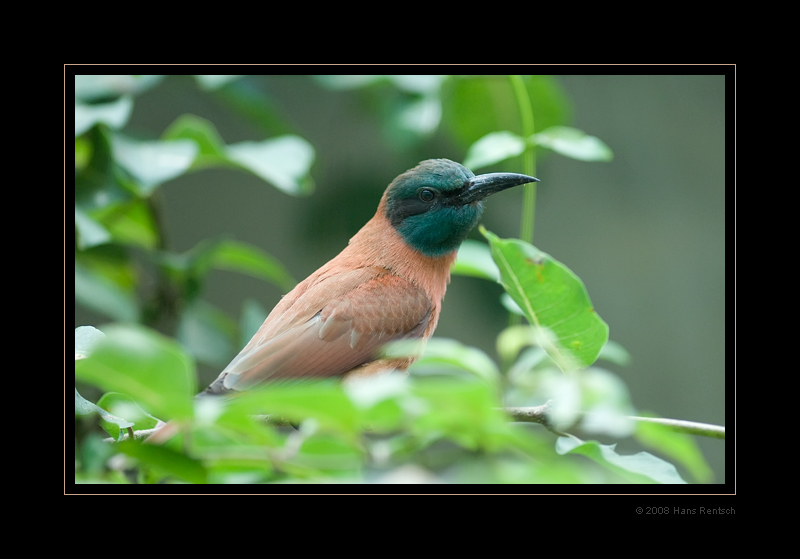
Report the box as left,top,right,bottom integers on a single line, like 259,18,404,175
385,159,539,257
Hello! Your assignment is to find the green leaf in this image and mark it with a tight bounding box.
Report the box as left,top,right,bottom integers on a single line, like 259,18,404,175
112,133,198,193
115,439,207,484
74,75,163,102
481,228,609,371
635,412,714,483
556,434,687,484
533,126,613,162
75,388,135,443
343,374,410,431
96,392,158,440
410,378,509,451
161,114,229,163
161,116,317,195
452,239,499,281
235,382,360,436
96,198,160,249
74,324,195,421
75,208,111,249
75,263,138,322
226,135,315,195
209,239,297,292
412,338,500,386
74,96,133,136
463,131,526,171
598,340,632,367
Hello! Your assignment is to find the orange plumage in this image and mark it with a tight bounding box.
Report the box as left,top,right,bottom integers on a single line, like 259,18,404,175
146,159,537,441
204,179,456,393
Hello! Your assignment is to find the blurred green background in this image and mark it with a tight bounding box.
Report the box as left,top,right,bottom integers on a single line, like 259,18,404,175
74,74,726,482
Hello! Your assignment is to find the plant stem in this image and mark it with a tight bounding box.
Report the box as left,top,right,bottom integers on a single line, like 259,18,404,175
509,75,537,245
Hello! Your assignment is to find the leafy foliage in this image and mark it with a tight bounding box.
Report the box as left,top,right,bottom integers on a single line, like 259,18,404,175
73,75,715,485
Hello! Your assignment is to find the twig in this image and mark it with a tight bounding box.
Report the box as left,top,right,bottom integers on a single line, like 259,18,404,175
504,406,725,440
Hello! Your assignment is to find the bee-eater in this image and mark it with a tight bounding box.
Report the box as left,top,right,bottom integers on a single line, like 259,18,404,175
204,158,538,394
146,159,537,442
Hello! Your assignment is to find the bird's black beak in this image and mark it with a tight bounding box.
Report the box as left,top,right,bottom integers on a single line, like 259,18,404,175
459,172,540,205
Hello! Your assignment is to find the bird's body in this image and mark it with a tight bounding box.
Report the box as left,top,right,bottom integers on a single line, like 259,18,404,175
147,159,537,441
204,159,537,394
204,196,454,393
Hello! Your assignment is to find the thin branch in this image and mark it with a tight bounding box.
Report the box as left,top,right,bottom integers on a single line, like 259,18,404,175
504,406,725,440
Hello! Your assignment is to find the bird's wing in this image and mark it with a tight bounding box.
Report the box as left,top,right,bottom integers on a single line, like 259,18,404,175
206,266,432,393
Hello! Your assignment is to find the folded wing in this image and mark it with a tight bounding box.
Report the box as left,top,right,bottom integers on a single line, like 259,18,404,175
205,266,432,394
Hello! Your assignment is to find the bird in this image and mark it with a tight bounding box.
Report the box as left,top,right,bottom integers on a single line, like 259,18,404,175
147,159,537,441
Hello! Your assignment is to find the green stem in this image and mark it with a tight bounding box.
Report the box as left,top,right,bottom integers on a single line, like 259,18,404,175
508,76,537,327
509,75,537,244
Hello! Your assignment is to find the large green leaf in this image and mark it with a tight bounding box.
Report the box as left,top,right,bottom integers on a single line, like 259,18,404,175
556,435,687,484
74,324,195,421
161,114,316,195
482,228,608,371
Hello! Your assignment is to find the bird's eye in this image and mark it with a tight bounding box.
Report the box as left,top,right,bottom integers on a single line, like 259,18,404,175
418,188,435,202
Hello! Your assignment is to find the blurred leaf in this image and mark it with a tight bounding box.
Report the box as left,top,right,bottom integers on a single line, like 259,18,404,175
194,75,244,90
177,300,237,366
161,114,229,163
75,388,135,443
482,228,609,372
556,435,687,484
497,324,541,366
226,135,315,195
75,126,129,213
314,75,386,89
452,239,499,281
95,198,160,249
75,136,92,170
75,96,133,136
74,75,163,102
209,239,296,292
75,208,111,249
97,392,158,441
463,131,526,171
75,263,138,322
635,412,714,483
443,75,571,152
112,133,198,194
576,368,636,437
344,374,411,431
75,325,106,358
533,126,613,161
412,338,500,386
500,292,525,316
235,382,359,436
115,439,207,484
410,378,510,452
213,78,297,137
598,340,632,367
74,324,195,421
